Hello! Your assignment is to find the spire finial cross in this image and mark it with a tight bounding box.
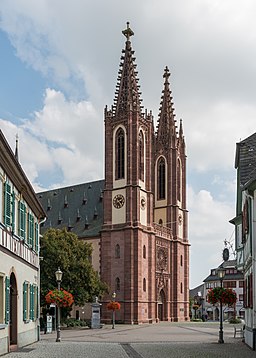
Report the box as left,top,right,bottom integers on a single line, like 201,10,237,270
122,22,134,41
163,66,170,80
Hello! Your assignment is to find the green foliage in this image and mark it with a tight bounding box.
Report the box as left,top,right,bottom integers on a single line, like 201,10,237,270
40,228,107,308
63,318,88,327
207,287,237,306
229,317,242,324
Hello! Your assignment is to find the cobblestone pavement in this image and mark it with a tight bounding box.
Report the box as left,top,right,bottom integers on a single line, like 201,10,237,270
7,322,256,358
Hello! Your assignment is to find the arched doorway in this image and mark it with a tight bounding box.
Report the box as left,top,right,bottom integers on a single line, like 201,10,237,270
10,273,18,348
158,289,166,321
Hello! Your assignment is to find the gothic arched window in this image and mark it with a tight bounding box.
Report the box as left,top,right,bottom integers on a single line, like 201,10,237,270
116,128,125,180
115,277,120,291
139,131,144,181
115,244,120,258
143,245,146,259
157,157,166,200
177,159,181,201
143,278,146,292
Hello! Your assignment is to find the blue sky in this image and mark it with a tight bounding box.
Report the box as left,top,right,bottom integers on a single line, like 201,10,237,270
0,31,46,121
1,0,256,288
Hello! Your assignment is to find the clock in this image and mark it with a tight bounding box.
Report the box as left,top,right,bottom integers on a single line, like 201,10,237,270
141,197,146,209
113,194,125,209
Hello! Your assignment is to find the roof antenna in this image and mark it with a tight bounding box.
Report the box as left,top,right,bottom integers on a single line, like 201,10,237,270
15,133,19,161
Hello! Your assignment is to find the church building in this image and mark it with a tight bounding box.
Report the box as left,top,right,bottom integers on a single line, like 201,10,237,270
38,23,190,323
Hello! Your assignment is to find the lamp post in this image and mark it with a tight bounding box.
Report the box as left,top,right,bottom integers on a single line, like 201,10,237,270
55,267,63,342
217,266,225,344
112,291,116,329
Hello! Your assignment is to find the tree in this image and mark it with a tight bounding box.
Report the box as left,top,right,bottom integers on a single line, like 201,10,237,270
40,228,107,308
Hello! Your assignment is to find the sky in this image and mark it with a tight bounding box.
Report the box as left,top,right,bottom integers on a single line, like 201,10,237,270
1,0,256,289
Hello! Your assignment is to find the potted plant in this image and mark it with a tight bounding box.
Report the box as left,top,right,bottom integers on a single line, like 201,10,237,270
45,288,74,308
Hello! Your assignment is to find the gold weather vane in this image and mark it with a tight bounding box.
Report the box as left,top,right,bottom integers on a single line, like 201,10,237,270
122,22,134,41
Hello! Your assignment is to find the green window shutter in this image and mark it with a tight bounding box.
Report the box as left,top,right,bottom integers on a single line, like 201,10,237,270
19,202,26,240
12,191,15,233
30,284,33,320
36,286,39,319
23,282,27,321
31,216,35,248
28,214,35,248
35,223,39,252
4,183,11,226
5,277,10,324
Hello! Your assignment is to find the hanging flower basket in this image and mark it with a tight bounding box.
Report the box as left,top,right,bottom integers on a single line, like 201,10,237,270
45,288,74,308
207,287,237,307
107,301,121,311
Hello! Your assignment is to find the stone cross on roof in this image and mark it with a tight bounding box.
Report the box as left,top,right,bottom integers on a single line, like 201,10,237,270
122,22,134,41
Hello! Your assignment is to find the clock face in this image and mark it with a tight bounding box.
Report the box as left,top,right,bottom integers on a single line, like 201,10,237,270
141,197,146,210
113,194,125,209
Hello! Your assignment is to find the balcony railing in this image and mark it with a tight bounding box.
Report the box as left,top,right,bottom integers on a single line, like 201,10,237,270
0,225,38,268
153,223,172,239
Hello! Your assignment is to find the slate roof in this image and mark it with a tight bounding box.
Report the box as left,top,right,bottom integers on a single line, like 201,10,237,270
235,132,256,187
203,260,243,282
37,180,104,238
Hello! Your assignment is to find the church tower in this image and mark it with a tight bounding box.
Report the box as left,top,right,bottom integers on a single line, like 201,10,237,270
100,23,189,323
154,67,189,321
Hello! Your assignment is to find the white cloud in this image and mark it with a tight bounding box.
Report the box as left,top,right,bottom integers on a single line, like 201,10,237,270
188,186,235,287
1,0,256,287
1,88,104,191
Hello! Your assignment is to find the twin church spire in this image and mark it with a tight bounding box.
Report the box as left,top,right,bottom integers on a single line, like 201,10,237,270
113,22,143,117
112,22,184,144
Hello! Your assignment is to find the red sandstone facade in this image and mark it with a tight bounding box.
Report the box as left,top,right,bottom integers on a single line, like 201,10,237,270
100,24,190,323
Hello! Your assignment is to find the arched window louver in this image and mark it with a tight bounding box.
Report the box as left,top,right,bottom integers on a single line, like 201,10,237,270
116,128,125,180
157,157,166,200
139,131,144,181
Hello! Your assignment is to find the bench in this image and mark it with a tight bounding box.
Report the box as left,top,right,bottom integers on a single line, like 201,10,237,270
233,324,245,338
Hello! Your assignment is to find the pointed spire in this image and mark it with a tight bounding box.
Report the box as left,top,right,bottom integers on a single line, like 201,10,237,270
179,119,184,138
15,133,19,161
112,22,143,117
156,66,177,147
178,118,186,150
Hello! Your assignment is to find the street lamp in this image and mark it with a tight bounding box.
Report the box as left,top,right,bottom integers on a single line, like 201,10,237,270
112,291,116,329
55,267,63,342
217,266,225,344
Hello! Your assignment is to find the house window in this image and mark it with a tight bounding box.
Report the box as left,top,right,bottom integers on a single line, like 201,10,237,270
115,277,120,292
239,281,244,288
157,157,166,200
223,281,236,288
180,282,183,294
143,278,146,292
143,245,146,259
0,275,4,324
19,202,26,240
116,128,125,179
180,255,183,266
4,183,15,232
23,282,29,322
115,244,120,259
139,131,144,181
27,213,35,248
